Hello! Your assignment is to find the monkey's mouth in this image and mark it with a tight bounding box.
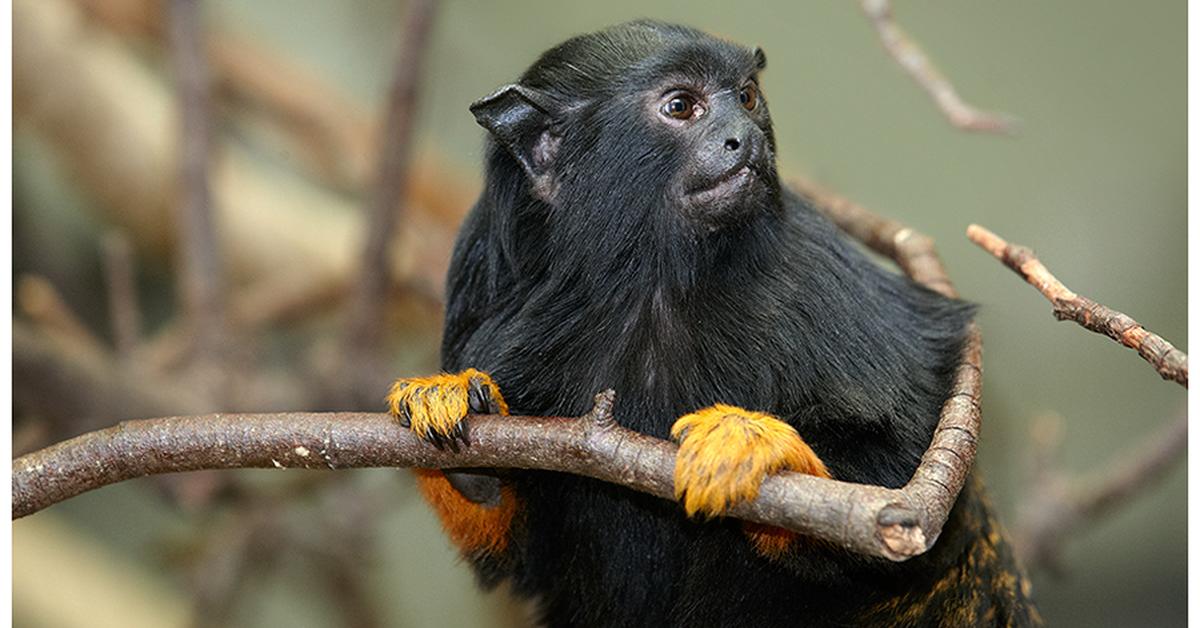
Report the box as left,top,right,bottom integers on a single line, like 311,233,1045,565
686,164,756,205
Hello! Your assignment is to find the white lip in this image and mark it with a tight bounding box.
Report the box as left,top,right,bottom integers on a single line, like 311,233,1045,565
689,166,752,204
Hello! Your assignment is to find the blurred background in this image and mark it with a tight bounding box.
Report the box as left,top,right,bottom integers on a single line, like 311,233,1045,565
12,0,1186,626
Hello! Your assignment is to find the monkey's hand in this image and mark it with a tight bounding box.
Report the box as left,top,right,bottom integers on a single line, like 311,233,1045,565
388,370,518,556
671,404,829,517
386,368,509,451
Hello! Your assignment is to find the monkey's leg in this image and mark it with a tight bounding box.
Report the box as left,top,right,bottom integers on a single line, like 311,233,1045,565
387,369,518,556
671,404,830,557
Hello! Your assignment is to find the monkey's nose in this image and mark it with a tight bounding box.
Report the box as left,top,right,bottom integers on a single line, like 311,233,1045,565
723,137,741,151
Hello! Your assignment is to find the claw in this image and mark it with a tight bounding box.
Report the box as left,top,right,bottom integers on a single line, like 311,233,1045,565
459,419,472,447
467,381,486,414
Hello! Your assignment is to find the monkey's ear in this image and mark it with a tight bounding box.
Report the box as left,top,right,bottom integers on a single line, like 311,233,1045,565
753,47,767,71
471,84,561,203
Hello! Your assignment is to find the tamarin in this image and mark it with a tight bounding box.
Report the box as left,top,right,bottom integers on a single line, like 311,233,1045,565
388,20,1040,627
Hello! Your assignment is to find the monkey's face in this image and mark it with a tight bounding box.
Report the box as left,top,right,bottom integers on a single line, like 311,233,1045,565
472,21,781,239
643,65,779,229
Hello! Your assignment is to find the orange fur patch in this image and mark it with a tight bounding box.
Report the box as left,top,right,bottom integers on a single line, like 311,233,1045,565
671,404,829,518
385,368,508,438
742,521,799,557
414,469,517,555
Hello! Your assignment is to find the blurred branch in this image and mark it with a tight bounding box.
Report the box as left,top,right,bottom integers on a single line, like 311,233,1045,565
168,0,229,364
100,230,143,360
967,224,1188,387
189,504,281,628
343,0,440,404
16,275,107,355
13,322,208,439
68,0,469,307
1015,412,1187,572
859,0,1018,134
16,0,372,322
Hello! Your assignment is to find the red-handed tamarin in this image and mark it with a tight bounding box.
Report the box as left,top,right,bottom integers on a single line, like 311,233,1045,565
388,20,1039,627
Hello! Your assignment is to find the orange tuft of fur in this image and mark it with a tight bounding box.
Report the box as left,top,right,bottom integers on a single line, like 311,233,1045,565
671,404,830,519
742,521,800,557
414,469,518,555
386,368,508,438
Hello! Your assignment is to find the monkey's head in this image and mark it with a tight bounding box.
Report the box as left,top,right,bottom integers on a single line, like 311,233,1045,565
472,21,780,244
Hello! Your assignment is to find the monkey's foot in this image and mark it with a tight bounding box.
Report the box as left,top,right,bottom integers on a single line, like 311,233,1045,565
415,469,517,556
671,404,830,519
386,368,508,450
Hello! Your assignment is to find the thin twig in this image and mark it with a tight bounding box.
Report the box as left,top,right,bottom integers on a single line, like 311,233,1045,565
168,0,227,359
967,224,1188,387
342,0,439,384
860,0,1018,134
100,231,143,359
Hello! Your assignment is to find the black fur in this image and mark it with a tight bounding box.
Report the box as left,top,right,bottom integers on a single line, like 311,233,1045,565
441,21,1036,627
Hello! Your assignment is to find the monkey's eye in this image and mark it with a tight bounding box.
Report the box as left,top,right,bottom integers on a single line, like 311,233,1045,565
739,83,759,111
662,93,702,120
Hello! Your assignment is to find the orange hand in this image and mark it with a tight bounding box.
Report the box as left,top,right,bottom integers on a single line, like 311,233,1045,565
672,404,830,556
386,368,508,450
387,369,516,556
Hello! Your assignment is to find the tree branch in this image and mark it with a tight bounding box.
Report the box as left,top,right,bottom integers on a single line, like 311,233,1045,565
967,224,1187,387
859,0,1017,134
13,369,974,564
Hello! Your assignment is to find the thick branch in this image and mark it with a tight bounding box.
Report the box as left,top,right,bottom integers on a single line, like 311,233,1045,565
967,224,1187,387
860,0,1017,134
13,376,971,563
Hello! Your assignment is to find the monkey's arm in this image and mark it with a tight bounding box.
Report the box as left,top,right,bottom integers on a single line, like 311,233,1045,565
671,404,831,556
387,369,519,557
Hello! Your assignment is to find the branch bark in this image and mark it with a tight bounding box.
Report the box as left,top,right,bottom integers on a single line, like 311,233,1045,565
860,0,1017,134
12,373,969,564
967,224,1187,387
